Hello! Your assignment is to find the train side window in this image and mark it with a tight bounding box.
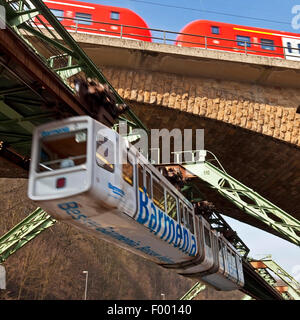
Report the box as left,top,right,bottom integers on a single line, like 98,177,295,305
166,192,177,221
50,9,64,21
153,178,165,211
261,39,275,51
179,202,184,225
110,11,120,20
146,171,152,198
96,136,114,172
231,252,237,272
218,240,224,267
75,12,92,25
183,206,188,227
122,152,133,186
236,35,251,47
211,26,219,35
227,249,232,271
188,211,194,234
138,164,143,191
298,44,300,54
204,227,211,248
286,42,293,53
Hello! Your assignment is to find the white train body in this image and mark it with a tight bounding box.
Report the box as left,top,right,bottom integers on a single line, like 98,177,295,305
28,116,244,291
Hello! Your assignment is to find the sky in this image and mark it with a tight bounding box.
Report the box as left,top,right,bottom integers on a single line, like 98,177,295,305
75,0,300,280
87,0,300,34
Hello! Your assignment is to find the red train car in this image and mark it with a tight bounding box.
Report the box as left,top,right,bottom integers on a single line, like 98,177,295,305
176,20,300,61
42,0,152,42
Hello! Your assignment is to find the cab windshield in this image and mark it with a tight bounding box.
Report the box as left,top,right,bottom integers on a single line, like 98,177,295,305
37,129,87,172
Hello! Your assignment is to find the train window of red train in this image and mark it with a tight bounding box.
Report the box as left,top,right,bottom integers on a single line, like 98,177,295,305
75,12,92,25
286,42,293,53
50,9,64,21
236,35,251,47
261,39,275,51
211,26,220,35
110,11,120,20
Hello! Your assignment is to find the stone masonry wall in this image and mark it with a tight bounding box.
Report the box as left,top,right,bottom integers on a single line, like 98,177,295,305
101,66,300,147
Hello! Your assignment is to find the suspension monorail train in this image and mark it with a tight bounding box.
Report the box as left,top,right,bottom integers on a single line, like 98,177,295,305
40,0,152,41
28,116,244,291
41,0,300,61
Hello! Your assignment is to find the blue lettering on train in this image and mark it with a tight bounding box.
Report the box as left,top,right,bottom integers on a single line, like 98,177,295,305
57,201,174,264
137,190,197,257
108,182,125,197
41,126,70,137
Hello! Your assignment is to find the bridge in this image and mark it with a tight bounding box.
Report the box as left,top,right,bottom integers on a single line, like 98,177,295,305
0,0,299,300
70,33,300,241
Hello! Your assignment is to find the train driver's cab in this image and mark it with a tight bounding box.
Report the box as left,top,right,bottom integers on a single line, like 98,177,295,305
28,116,93,201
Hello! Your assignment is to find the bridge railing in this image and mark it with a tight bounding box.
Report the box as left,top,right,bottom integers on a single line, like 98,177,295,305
45,16,300,61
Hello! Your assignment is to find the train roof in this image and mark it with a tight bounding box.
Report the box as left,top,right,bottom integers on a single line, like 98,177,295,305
44,0,151,28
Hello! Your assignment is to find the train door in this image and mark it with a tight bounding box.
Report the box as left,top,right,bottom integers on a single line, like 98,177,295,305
137,163,153,217
120,147,137,217
282,37,300,61
95,127,120,207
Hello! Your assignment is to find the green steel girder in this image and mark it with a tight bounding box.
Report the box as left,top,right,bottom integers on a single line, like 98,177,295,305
22,24,77,58
0,86,29,95
0,0,148,132
0,207,56,263
180,282,206,300
0,112,56,125
30,0,147,131
183,153,300,246
8,9,39,27
0,99,35,133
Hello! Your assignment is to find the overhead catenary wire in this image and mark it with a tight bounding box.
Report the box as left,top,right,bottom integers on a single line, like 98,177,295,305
127,0,292,26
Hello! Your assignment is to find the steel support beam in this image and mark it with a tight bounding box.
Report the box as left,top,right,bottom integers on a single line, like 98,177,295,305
182,151,300,246
0,207,56,263
180,282,206,300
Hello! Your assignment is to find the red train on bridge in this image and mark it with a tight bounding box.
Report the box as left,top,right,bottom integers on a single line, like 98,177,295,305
42,0,300,61
43,0,152,42
176,20,300,61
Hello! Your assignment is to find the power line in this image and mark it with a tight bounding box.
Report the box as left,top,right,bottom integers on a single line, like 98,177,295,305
127,0,291,26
